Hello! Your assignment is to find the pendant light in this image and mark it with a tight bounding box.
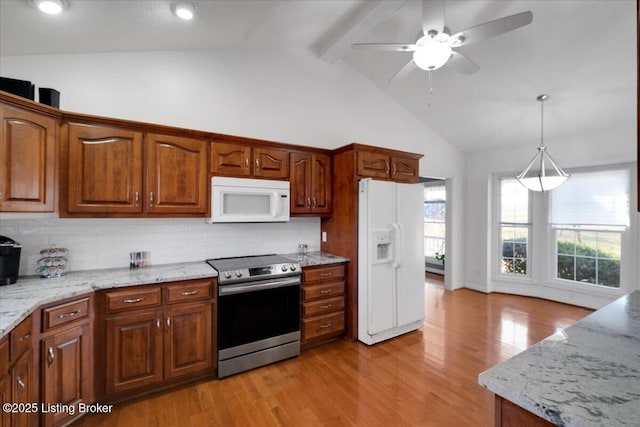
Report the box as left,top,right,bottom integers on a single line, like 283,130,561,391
516,94,569,192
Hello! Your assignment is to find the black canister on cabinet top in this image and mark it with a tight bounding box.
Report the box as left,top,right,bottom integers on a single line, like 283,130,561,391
0,236,21,285
39,88,60,108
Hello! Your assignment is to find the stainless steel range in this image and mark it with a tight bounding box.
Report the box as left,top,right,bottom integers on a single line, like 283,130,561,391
206,254,301,378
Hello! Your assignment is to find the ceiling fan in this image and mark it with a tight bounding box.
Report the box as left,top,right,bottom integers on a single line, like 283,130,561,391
352,0,533,81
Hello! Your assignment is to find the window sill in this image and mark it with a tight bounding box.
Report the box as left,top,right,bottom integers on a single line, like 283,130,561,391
492,274,536,286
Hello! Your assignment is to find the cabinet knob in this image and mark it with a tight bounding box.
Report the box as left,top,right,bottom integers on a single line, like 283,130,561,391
156,318,161,329
149,192,154,207
166,317,171,328
47,347,55,365
134,191,139,207
16,376,25,389
245,158,249,169
255,158,260,169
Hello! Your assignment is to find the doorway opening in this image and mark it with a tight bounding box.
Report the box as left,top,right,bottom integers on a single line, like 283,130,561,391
421,177,446,277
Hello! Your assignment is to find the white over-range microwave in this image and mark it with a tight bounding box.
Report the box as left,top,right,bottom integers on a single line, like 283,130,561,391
210,177,290,223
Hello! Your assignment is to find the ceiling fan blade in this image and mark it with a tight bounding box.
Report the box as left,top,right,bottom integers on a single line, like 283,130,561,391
422,0,445,36
446,51,480,75
352,43,417,52
390,59,418,82
449,11,533,47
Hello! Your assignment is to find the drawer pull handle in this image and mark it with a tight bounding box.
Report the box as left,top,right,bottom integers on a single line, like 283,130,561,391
16,377,25,389
319,323,332,329
57,310,80,319
123,297,144,304
134,191,139,207
319,273,332,277
167,317,171,328
180,290,198,296
156,318,161,329
47,347,55,365
20,333,31,341
320,304,332,309
149,192,154,208
320,289,332,294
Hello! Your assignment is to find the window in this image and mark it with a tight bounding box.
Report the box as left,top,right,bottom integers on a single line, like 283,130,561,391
498,178,530,275
550,169,629,288
424,183,446,258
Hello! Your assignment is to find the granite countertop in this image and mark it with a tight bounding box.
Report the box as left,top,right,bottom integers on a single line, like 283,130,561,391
0,252,349,339
0,262,217,339
282,251,349,267
479,290,640,426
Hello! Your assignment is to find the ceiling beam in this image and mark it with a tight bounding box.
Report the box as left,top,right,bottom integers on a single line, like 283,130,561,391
313,0,406,63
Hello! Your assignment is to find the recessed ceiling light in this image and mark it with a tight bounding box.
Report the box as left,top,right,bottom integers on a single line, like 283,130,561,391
171,2,195,20
33,0,66,15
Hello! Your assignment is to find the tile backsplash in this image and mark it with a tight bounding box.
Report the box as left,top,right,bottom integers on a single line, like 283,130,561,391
0,216,320,276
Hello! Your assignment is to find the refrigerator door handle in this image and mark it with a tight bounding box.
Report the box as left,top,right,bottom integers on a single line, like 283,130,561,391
392,223,403,269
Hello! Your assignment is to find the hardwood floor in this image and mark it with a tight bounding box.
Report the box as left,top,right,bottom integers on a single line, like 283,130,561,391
75,275,591,426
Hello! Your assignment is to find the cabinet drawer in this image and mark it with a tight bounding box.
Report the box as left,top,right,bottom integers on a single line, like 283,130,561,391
302,281,345,301
303,264,346,283
302,296,344,317
165,280,212,304
9,316,32,362
105,287,161,313
42,297,90,331
302,311,345,341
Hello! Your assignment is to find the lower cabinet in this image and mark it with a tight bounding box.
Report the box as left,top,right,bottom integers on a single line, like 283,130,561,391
101,279,215,399
301,263,347,347
11,348,35,427
39,296,93,427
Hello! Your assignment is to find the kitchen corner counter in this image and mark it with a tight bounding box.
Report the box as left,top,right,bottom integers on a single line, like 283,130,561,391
0,262,217,338
479,290,640,427
282,251,349,267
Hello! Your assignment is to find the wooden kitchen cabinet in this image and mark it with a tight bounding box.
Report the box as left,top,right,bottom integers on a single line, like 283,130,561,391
100,279,215,399
290,152,331,215
356,148,420,183
64,123,144,214
0,103,57,212
39,296,93,427
146,133,208,215
63,123,208,216
211,140,289,179
301,263,347,348
0,335,10,427
6,315,36,427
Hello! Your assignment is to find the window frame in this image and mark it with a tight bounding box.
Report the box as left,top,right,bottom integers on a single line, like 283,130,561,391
492,175,535,284
423,182,446,259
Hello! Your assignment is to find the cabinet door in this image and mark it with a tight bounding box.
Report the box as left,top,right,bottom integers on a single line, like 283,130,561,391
164,303,212,380
0,374,10,427
210,141,251,177
390,156,420,183
146,133,208,214
356,150,390,179
66,123,143,213
253,147,289,179
0,105,56,212
290,152,311,213
105,311,163,395
311,154,331,214
11,347,34,427
41,324,91,427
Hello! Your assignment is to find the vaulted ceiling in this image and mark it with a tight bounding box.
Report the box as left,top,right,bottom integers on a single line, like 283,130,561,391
0,0,636,153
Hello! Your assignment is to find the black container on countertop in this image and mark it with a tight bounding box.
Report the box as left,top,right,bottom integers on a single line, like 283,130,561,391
0,236,21,285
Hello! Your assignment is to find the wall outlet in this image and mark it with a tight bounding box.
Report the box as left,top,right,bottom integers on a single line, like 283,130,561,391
322,231,327,242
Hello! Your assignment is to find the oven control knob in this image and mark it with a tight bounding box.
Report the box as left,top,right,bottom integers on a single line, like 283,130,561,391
281,265,288,272
224,271,232,279
235,270,243,277
289,264,297,271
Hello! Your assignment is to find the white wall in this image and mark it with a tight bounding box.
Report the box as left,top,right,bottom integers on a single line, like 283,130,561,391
464,124,638,308
0,48,466,284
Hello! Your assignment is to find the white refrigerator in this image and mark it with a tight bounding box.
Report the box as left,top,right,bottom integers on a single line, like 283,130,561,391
358,178,425,345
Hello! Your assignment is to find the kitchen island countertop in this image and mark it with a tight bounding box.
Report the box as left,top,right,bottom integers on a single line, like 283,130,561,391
0,262,217,339
479,290,640,426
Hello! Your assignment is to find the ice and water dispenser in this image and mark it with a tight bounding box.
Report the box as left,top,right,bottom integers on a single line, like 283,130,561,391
373,229,393,263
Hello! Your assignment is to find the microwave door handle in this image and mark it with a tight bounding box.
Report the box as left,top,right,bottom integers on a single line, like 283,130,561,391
272,190,282,218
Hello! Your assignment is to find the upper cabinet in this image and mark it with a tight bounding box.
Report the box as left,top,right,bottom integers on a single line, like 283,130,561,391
0,104,57,212
146,133,208,214
62,122,208,217
211,140,289,180
290,152,331,215
356,148,420,183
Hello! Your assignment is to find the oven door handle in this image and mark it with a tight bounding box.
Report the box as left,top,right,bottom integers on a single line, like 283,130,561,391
219,277,300,296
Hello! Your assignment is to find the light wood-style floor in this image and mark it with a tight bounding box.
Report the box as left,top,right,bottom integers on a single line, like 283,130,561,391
76,274,592,426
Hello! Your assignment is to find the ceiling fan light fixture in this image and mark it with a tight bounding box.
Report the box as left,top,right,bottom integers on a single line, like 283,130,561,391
412,38,452,71
516,94,570,192
33,0,65,15
171,2,195,20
